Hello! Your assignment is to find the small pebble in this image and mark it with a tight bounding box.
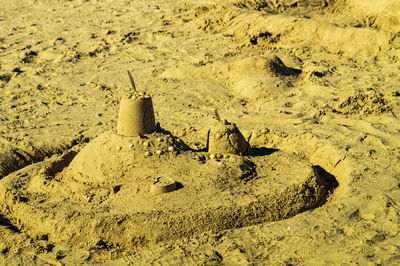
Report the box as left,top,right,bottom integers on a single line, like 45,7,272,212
168,146,174,152
116,146,122,151
156,149,163,155
216,153,223,160
128,144,134,148
215,133,221,138
143,141,150,147
157,137,164,142
144,151,151,157
209,154,216,160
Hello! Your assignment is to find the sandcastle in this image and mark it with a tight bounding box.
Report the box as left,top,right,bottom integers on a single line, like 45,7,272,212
0,72,338,248
117,71,156,136
207,118,251,155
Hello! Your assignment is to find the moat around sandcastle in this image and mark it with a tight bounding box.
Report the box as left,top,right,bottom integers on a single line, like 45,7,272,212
0,73,338,247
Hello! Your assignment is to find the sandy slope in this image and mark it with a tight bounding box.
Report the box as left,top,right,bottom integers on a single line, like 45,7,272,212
0,0,399,264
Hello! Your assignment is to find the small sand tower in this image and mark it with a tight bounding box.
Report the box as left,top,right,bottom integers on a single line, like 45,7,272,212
207,118,251,155
117,71,156,136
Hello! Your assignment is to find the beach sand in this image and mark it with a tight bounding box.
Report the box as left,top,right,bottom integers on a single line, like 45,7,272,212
0,0,399,264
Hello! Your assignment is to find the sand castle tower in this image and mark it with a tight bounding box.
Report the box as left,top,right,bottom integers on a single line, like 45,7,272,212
208,118,251,155
117,71,156,136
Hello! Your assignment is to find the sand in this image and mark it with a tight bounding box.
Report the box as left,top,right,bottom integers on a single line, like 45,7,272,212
0,0,399,264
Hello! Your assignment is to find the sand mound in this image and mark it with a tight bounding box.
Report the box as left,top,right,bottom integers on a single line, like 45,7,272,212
64,129,189,185
0,129,337,247
222,55,300,100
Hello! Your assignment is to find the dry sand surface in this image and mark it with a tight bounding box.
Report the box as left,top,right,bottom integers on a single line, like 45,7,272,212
0,0,400,264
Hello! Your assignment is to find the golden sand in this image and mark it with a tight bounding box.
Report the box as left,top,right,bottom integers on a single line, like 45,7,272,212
0,0,399,264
